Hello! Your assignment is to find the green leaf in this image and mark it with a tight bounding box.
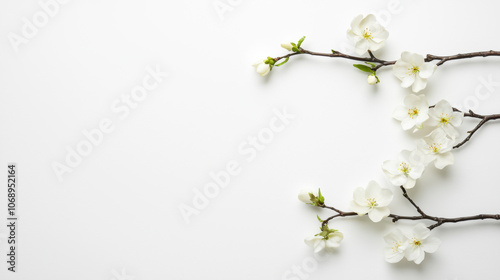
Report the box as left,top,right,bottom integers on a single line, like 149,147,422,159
317,215,323,222
297,36,306,48
331,50,336,54
275,57,289,67
353,64,374,73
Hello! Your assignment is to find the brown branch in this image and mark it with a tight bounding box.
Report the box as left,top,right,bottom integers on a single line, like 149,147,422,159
426,50,500,66
319,187,500,230
448,108,500,149
273,49,500,72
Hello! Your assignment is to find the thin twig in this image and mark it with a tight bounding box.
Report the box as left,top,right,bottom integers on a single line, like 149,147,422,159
273,49,500,72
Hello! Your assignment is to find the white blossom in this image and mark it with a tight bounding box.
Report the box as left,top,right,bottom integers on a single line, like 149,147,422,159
428,100,464,139
382,150,425,189
304,231,343,253
393,94,429,131
404,223,441,264
384,228,408,263
347,14,389,55
350,181,393,222
417,129,455,169
393,52,436,93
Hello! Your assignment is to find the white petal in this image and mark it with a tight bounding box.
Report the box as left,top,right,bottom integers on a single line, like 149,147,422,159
411,76,428,93
450,111,464,127
350,200,369,215
403,178,416,189
354,39,370,55
408,164,424,179
377,188,394,207
434,152,454,169
384,228,405,243
389,174,408,186
353,187,366,205
368,207,390,222
423,237,441,253
412,223,430,239
400,75,416,88
401,118,416,130
434,100,452,114
406,52,424,66
419,62,436,79
393,61,412,79
393,105,409,121
326,232,343,248
442,124,459,139
405,246,422,262
384,248,405,263
382,160,400,175
304,236,322,247
365,181,381,198
314,240,326,253
413,250,426,264
349,14,364,34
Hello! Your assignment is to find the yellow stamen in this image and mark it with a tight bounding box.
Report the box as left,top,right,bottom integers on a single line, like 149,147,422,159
399,162,411,174
367,198,378,207
408,107,419,118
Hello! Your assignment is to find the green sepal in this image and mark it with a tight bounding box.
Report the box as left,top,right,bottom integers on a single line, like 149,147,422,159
315,224,338,240
317,188,325,204
265,57,276,66
275,57,289,67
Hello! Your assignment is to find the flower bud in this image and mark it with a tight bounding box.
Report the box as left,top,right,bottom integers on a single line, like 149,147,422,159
281,43,293,51
298,188,317,203
367,74,378,85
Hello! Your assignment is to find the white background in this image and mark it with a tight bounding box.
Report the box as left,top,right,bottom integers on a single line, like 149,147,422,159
1,0,500,279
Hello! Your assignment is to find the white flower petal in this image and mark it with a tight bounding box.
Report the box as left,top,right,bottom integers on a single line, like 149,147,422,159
350,200,370,215
365,181,382,198
377,188,394,206
412,223,431,239
353,187,367,205
400,75,416,88
368,207,390,222
419,62,436,79
403,178,416,189
411,76,428,93
304,236,322,247
313,239,326,253
434,152,454,169
393,105,409,121
450,111,464,127
423,237,441,253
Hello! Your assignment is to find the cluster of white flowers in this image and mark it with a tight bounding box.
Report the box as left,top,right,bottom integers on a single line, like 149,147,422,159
388,94,464,181
384,224,441,264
